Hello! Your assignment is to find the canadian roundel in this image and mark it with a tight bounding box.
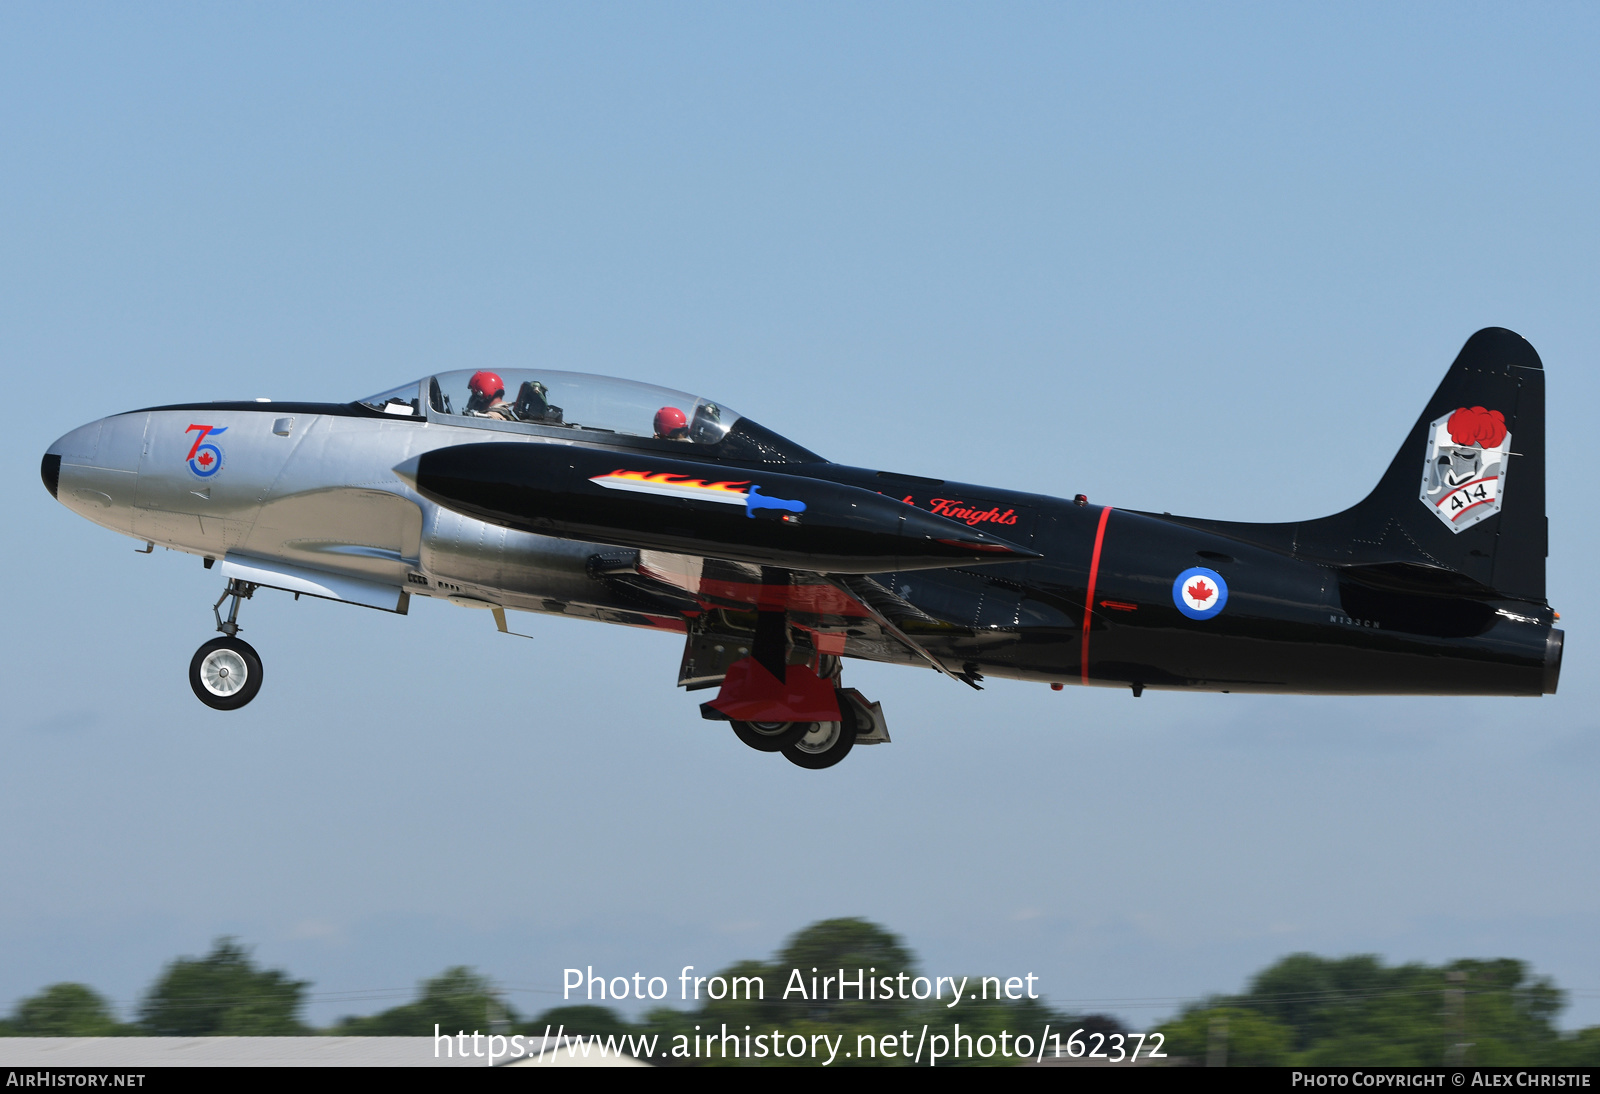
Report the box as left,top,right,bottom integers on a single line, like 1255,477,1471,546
1172,567,1228,620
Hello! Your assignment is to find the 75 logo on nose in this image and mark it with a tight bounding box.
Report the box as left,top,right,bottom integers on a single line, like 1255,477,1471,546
184,424,228,478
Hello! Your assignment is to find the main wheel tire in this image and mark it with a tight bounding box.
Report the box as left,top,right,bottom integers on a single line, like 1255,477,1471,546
731,720,810,752
189,637,264,711
781,710,859,770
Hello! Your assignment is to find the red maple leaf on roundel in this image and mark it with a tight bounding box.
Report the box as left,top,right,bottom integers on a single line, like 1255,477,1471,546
197,452,213,467
1186,579,1214,603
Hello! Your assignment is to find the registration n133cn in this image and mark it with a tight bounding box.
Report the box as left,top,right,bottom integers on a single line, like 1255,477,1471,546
42,328,1560,769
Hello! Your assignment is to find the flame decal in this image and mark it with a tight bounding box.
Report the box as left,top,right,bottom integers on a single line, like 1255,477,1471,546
589,469,753,505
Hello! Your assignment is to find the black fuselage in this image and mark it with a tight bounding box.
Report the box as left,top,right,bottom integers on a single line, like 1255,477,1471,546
802,465,1557,696
410,429,1559,698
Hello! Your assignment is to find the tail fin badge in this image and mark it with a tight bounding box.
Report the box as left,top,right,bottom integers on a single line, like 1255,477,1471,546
1420,407,1510,532
1173,567,1228,620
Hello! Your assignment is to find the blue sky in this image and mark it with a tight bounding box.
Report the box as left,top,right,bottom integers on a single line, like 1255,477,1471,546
4,3,1599,1028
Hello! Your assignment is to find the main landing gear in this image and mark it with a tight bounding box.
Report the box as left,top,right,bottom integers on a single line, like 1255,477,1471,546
189,579,264,710
729,711,858,769
730,719,812,752
775,715,857,770
716,687,886,770
725,686,886,769
687,594,889,769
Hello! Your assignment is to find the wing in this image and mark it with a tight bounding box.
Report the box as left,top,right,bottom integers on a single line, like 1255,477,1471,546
601,550,1036,690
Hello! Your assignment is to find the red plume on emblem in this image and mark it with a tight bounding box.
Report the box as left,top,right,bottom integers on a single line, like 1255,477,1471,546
1446,406,1507,449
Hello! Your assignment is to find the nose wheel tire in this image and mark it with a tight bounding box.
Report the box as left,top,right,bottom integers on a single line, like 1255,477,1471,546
731,720,811,752
781,711,858,770
189,637,264,711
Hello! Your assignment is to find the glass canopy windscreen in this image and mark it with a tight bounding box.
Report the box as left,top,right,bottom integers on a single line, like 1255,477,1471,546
426,369,740,444
356,382,422,416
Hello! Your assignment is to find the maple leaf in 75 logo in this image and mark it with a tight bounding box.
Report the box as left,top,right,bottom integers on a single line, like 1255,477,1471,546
1186,580,1214,603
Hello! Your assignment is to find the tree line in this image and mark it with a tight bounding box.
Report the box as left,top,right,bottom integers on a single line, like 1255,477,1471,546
4,921,1599,1066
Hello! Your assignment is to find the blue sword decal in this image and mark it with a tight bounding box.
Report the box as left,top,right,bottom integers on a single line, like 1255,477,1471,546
745,483,806,518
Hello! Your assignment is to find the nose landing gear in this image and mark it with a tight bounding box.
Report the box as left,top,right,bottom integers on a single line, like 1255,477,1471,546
189,636,263,710
189,579,264,710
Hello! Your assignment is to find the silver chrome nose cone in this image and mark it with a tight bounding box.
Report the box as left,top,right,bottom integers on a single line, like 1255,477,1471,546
43,419,108,504
44,415,145,534
48,419,105,464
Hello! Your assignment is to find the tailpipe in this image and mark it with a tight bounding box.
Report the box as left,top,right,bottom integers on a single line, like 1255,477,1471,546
1544,627,1564,695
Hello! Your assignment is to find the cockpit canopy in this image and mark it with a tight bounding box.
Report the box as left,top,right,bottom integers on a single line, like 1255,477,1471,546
438,369,737,443
357,369,822,464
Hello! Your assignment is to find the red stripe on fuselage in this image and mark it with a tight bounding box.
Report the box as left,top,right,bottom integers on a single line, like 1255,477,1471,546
1081,506,1113,685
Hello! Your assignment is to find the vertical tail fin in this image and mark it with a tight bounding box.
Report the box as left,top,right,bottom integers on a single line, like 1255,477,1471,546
1164,329,1548,603
1299,327,1547,601
1299,326,1548,598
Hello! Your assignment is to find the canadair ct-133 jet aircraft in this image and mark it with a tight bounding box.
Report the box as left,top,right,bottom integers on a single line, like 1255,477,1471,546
42,328,1560,768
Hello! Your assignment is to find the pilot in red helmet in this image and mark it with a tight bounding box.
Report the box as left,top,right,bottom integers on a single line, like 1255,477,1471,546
466,371,516,420
654,406,689,441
